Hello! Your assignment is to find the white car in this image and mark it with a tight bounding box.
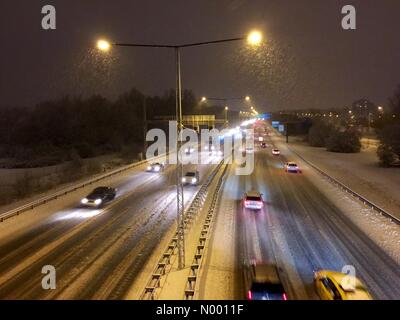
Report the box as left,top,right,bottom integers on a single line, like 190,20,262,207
285,162,301,173
146,162,165,172
243,191,264,210
185,146,195,154
182,171,200,186
272,149,280,156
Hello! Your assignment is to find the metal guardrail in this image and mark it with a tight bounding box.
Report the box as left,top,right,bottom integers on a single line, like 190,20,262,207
182,148,261,299
0,153,169,223
184,164,229,300
290,149,400,225
140,160,225,300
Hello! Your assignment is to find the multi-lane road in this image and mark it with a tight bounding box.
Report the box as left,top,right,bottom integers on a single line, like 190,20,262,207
0,124,399,300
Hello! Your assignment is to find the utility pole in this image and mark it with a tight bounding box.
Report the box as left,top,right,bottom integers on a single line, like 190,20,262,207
175,47,185,269
143,96,147,160
286,123,289,143
224,104,229,128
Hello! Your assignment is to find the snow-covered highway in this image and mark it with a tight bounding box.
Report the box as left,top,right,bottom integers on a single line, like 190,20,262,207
0,152,220,299
197,127,400,300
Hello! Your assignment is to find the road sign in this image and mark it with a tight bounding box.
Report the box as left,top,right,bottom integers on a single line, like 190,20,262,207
256,113,271,120
272,121,280,128
278,124,285,132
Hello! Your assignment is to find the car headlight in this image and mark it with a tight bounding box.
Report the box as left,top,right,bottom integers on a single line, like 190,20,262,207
185,148,189,153
192,178,197,183
211,146,215,151
182,177,186,182
94,199,102,205
147,166,152,170
205,146,209,150
154,166,160,171
81,198,88,204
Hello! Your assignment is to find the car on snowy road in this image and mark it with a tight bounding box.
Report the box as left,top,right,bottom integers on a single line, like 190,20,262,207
314,270,372,300
285,162,301,173
244,262,287,300
81,186,117,207
243,191,264,210
182,171,200,186
272,149,280,155
146,162,165,172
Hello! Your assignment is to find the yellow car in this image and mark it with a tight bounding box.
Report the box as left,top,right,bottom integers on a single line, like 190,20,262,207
314,270,373,300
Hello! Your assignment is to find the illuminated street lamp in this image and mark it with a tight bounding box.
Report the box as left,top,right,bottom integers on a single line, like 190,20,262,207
247,30,263,46
97,39,111,52
224,106,229,127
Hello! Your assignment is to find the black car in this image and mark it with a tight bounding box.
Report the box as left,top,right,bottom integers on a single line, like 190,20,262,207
81,186,117,207
244,263,287,300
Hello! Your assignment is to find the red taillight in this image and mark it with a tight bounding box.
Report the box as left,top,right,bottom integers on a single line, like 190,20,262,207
244,200,250,206
247,290,253,300
282,293,288,300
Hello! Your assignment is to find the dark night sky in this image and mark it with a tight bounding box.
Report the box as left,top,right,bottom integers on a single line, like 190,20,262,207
1,0,399,112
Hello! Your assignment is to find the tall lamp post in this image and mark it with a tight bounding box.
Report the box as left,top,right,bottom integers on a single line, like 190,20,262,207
97,30,262,269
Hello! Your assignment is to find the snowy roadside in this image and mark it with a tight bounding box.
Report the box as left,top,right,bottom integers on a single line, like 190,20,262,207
281,135,400,219
270,130,400,265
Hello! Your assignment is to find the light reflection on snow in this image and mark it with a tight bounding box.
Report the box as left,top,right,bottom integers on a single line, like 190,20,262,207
56,209,103,221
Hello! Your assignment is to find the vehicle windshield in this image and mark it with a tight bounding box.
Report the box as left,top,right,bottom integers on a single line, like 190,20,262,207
250,282,285,300
185,172,196,177
246,196,261,201
89,187,108,197
288,164,297,167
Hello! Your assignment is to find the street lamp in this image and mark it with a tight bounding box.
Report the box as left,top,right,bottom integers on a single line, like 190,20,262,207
224,106,229,128
97,39,111,52
96,30,262,270
247,30,263,46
